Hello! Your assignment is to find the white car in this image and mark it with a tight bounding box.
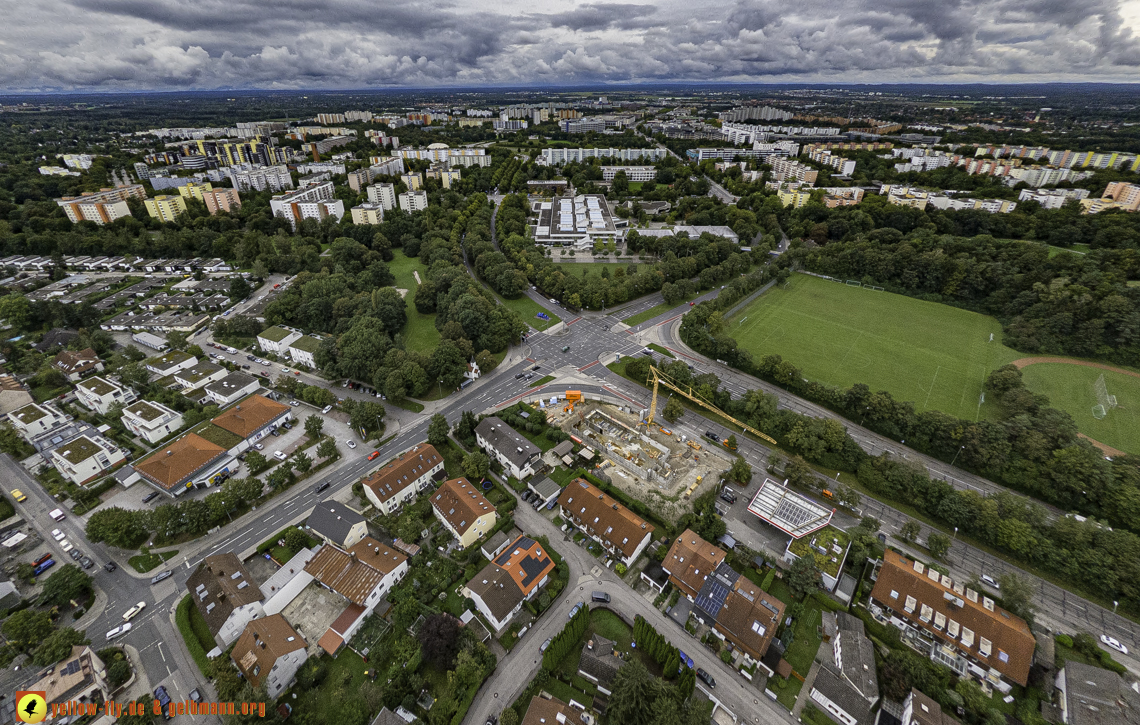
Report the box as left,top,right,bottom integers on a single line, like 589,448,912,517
258,359,270,366
1101,635,1129,655
273,451,287,461
346,440,357,449
105,623,132,640
123,602,147,621
60,540,73,553
51,528,65,541
322,405,333,414
280,367,290,372
254,443,264,450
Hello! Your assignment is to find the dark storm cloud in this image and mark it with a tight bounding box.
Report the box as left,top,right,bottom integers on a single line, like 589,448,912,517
0,0,1137,89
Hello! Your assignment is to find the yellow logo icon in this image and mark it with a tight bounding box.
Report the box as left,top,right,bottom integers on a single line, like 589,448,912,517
16,691,47,724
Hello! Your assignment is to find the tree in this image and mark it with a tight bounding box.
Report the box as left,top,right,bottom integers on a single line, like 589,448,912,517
454,410,479,443
40,564,93,606
836,483,861,509
612,170,629,196
417,613,461,669
166,331,189,350
428,413,450,447
786,554,821,599
118,695,156,725
85,507,148,549
245,451,269,474
728,457,752,485
662,396,684,423
462,451,490,480
499,709,518,725
228,277,252,303
304,414,324,439
998,572,1038,625
900,521,921,542
317,438,338,460
606,659,661,725
726,434,737,450
284,528,310,555
927,532,952,560
293,451,312,473
33,627,88,666
1,609,53,651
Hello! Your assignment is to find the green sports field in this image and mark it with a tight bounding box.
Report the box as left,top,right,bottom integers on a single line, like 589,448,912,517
1019,364,1140,454
730,274,1021,420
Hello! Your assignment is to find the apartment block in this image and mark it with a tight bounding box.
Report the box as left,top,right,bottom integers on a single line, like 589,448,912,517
425,165,461,188
400,171,422,191
56,185,146,225
368,156,405,176
540,147,667,165
269,182,344,230
50,433,126,486
316,113,346,125
770,158,819,184
121,399,184,444
75,376,136,415
778,187,813,208
398,190,428,212
144,195,187,222
1017,188,1090,210
601,166,656,182
227,164,293,193
367,183,398,210
203,187,242,214
177,181,213,202
927,196,1017,213
1102,181,1140,211
350,204,384,225
8,402,69,443
361,443,445,514
807,148,857,176
475,417,541,479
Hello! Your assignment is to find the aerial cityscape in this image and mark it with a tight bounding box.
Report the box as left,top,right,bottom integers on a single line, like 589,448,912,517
3,7,1140,725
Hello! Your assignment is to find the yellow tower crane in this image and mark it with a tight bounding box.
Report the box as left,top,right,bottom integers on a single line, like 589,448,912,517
645,364,777,447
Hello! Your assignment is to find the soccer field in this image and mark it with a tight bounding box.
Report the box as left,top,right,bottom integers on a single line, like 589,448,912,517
1019,364,1140,454
730,274,1021,420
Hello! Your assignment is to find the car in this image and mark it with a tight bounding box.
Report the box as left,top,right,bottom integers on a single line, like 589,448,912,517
79,557,94,570
270,429,280,436
247,355,255,361
591,591,610,603
10,489,26,502
568,601,584,619
69,548,82,560
259,360,270,366
516,373,525,380
142,492,159,503
1101,635,1129,654
254,443,264,450
32,552,52,566
104,561,117,572
51,528,65,541
123,602,147,621
150,570,173,584
689,301,696,306
293,371,300,375
540,638,553,652
105,623,132,640
49,508,66,521
521,491,532,503
368,451,380,461
549,298,557,304
346,440,356,449
696,668,716,688
273,451,287,460
289,400,300,407
525,374,533,380
280,367,290,372
188,689,203,704
719,492,737,504
704,431,720,442
153,685,172,720
322,405,333,414
33,559,55,576
561,345,570,352
980,574,1000,589
314,481,331,493
241,364,250,369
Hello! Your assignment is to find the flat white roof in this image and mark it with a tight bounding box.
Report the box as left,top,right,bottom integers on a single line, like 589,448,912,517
746,478,833,539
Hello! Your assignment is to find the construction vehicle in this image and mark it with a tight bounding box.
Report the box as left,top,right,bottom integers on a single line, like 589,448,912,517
687,440,702,451
659,427,672,436
565,390,583,403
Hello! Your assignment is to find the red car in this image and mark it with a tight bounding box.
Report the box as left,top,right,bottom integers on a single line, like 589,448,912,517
293,371,300,375
368,451,380,461
689,301,696,306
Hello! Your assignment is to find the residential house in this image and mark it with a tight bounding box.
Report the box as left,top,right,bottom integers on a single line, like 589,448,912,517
231,614,308,698
888,689,964,725
288,336,321,368
49,434,126,486
663,528,727,600
7,402,68,443
34,329,79,353
121,399,184,444
810,613,880,725
0,372,33,416
520,696,585,725
557,478,655,567
256,326,302,354
26,646,111,716
475,417,541,479
305,501,369,548
210,394,291,454
145,350,198,377
810,664,875,725
869,551,1036,689
75,376,135,415
304,537,408,653
463,535,556,632
481,527,521,561
203,371,261,407
691,560,785,663
128,433,235,497
52,348,103,382
174,360,227,390
0,581,20,610
431,477,498,549
577,635,625,695
1055,661,1140,725
186,553,266,648
361,443,445,514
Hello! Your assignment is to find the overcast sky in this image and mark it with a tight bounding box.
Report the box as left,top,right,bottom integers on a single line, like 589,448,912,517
4,0,1140,91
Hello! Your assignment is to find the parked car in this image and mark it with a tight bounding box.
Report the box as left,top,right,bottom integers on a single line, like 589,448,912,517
1101,634,1129,654
254,443,264,450
346,440,356,449
60,540,74,553
696,668,715,688
521,491,532,503
32,552,52,566
104,561,117,572
51,528,65,541
719,492,737,504
568,601,584,619
105,623,132,641
153,685,172,720
188,689,203,704
150,571,172,584
289,400,300,407
591,591,610,603
980,574,1000,589
142,492,159,503
322,405,333,414
273,451,287,461
540,638,552,652
49,508,66,521
69,548,82,561
79,557,94,570
123,602,146,621
33,559,55,576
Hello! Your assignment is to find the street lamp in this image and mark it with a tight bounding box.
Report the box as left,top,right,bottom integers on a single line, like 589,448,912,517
438,378,444,397
221,500,232,524
1114,600,1119,614
950,445,965,467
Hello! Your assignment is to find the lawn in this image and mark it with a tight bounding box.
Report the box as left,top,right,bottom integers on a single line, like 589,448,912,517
389,250,441,354
530,375,555,387
498,293,561,331
549,262,633,281
729,273,1020,420
621,294,699,326
1020,362,1140,454
129,549,178,573
647,343,674,358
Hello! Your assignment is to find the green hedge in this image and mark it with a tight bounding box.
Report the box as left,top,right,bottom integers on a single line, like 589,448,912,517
175,594,212,677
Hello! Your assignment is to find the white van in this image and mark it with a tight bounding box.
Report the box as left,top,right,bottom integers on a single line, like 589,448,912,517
48,508,66,522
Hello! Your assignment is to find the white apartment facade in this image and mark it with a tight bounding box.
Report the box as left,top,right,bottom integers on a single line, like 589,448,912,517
121,399,184,444
256,326,303,354
602,166,656,182
7,402,69,443
75,376,136,415
50,434,126,485
399,190,428,212
367,183,398,210
269,181,344,230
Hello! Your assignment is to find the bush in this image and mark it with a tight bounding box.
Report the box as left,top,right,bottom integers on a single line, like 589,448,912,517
1055,634,1073,648
615,563,627,575
719,649,733,664
109,659,131,687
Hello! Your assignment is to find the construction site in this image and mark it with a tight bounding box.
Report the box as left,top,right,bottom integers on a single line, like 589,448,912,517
544,396,734,524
